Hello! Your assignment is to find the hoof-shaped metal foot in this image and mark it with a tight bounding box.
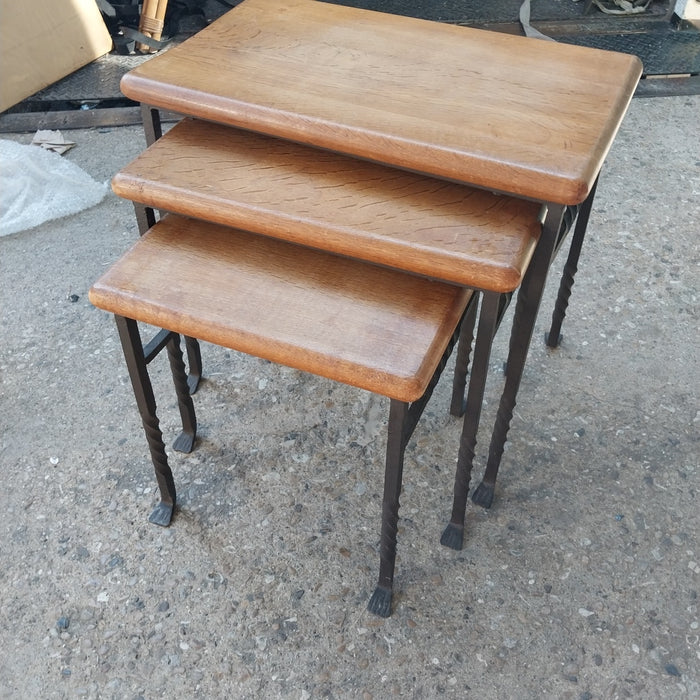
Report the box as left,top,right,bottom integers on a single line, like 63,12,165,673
367,586,393,617
149,501,174,527
471,481,495,508
187,373,200,395
440,522,464,550
173,430,195,454
545,331,562,349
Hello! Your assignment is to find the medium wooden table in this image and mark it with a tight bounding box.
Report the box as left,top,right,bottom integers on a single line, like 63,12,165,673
120,0,641,550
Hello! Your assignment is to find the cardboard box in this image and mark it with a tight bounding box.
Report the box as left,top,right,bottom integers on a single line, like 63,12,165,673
0,0,113,113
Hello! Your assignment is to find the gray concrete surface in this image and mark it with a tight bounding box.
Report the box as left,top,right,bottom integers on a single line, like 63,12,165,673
0,94,698,699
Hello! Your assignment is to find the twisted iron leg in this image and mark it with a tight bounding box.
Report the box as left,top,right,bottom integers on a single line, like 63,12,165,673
184,335,203,394
368,400,409,617
450,294,479,417
546,179,599,348
115,315,176,526
367,308,469,615
441,292,501,550
167,335,198,453
472,205,566,509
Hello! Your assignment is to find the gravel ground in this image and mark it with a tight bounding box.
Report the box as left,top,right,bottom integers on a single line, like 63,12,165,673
0,94,698,699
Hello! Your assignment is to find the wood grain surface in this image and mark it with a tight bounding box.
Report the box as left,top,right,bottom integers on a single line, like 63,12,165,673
121,0,642,204
89,215,472,402
113,118,542,292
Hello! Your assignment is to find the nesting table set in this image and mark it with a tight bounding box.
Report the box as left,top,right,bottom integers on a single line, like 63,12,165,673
89,0,641,616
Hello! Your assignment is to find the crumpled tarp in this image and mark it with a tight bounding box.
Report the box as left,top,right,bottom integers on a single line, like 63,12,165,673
0,139,108,237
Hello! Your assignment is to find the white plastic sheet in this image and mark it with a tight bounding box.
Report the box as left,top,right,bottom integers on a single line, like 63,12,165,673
0,139,107,237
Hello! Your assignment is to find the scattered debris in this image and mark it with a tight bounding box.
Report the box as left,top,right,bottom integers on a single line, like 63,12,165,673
30,129,76,155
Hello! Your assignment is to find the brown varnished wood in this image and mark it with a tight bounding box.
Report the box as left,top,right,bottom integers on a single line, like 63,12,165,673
113,118,542,292
120,0,642,205
89,215,472,402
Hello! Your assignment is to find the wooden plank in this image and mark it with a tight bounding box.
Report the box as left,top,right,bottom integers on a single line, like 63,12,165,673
0,107,142,133
112,118,542,292
89,215,472,402
120,0,642,204
0,107,181,134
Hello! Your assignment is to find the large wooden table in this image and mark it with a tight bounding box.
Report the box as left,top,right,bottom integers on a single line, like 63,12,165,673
117,0,641,599
123,0,640,206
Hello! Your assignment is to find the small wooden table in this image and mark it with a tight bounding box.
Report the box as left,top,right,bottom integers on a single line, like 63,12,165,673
106,0,641,611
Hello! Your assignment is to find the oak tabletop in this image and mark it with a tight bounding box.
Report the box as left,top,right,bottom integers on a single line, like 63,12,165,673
90,214,473,402
113,118,543,292
122,0,642,205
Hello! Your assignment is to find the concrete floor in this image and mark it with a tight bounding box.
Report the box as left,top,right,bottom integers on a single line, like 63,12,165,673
0,94,698,699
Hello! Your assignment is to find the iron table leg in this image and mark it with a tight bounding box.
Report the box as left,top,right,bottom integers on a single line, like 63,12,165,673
168,336,198,453
367,399,410,617
133,201,156,238
546,178,599,348
441,291,502,550
450,290,516,417
115,315,197,526
141,103,163,146
184,335,203,394
368,300,472,616
472,205,566,509
449,295,479,417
